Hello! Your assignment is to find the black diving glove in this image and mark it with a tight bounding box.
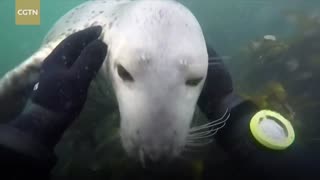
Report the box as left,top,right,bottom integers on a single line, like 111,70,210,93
0,26,107,178
7,26,108,149
33,26,107,116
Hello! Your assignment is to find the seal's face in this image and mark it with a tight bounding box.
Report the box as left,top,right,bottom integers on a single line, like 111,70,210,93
106,0,208,163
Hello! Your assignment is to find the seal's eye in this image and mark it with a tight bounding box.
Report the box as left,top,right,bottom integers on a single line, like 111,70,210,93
186,77,203,86
117,64,134,82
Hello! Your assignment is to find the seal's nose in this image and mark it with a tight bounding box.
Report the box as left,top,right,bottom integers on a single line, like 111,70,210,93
139,149,189,178
139,145,175,168
140,151,171,169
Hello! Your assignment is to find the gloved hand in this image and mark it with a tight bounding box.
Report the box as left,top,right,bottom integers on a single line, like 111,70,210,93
0,26,107,178
33,26,107,116
8,26,108,149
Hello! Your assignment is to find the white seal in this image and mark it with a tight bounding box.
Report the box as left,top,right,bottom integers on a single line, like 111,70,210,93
0,0,209,163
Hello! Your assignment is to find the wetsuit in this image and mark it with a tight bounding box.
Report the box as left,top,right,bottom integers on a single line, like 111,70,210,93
197,45,320,180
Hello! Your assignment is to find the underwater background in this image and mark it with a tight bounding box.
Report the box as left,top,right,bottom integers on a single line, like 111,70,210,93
0,0,320,179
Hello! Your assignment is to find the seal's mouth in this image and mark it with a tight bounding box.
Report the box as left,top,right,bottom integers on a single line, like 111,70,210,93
120,127,182,165
138,148,181,169
139,148,168,168
119,108,230,168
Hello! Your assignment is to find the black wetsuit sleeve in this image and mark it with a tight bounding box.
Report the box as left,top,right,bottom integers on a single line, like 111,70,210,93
213,93,320,179
197,45,233,120
0,114,57,179
199,44,319,179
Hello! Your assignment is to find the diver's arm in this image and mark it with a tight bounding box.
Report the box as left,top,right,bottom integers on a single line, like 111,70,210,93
214,92,319,179
0,26,107,178
199,44,319,179
197,45,233,120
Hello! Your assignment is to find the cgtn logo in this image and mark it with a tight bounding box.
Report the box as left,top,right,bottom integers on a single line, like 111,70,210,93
17,9,39,16
15,0,40,25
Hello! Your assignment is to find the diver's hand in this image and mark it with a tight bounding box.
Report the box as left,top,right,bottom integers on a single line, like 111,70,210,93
8,26,108,149
32,26,107,116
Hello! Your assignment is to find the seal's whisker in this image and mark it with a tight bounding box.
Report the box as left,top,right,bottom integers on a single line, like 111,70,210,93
186,122,226,146
192,110,228,129
189,109,229,132
188,127,216,137
185,110,229,148
189,112,230,133
187,129,218,140
188,119,227,136
188,117,228,139
185,139,214,147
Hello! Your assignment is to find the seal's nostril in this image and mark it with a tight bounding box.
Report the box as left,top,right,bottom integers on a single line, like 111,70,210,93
142,153,171,169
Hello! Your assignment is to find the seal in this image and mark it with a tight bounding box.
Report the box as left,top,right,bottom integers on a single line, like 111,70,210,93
0,0,209,163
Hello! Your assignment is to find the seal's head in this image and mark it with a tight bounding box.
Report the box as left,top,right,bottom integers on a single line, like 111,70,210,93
105,0,208,163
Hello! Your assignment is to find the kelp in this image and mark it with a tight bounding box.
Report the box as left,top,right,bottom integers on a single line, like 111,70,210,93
232,10,320,143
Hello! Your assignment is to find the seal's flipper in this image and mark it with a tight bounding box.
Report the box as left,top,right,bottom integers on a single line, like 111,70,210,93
0,41,62,122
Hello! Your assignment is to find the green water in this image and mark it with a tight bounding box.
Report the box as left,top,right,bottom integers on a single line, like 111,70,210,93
0,0,320,179
0,0,318,76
